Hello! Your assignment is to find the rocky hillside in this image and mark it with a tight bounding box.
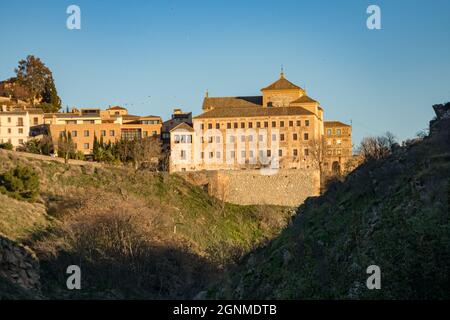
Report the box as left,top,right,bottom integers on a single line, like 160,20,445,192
214,103,450,299
0,151,292,299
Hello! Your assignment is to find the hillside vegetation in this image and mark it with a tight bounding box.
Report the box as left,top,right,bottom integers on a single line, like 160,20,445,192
214,104,450,299
0,150,292,299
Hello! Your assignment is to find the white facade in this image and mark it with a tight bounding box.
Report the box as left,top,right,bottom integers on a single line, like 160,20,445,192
0,111,32,147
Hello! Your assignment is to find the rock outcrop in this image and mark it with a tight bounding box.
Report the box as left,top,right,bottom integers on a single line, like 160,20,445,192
0,234,40,291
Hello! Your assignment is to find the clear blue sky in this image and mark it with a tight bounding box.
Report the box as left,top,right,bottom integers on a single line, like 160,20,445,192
1,0,449,145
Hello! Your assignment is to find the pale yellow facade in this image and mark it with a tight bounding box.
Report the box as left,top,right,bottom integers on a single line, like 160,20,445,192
170,73,352,174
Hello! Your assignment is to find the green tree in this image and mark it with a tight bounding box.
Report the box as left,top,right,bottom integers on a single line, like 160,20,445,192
0,165,40,200
15,55,60,108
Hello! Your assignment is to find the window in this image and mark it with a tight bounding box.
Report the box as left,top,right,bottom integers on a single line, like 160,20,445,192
264,121,268,128
305,120,310,126
337,149,342,155
304,133,309,140
208,123,212,129
337,129,342,136
272,121,276,127
272,134,277,141
60,131,66,138
304,148,309,156
216,136,220,143
209,152,214,159
33,117,39,125
7,117,11,123
241,122,245,129
230,136,235,143
208,136,213,143
248,122,253,128
234,123,238,129
101,130,106,137
249,150,254,158
7,128,12,134
143,131,148,137
241,150,246,158
84,143,90,149
337,139,342,145
293,149,298,156
200,123,204,130
72,131,77,137
280,121,284,127
19,139,24,144
258,134,264,142
84,130,90,137
280,134,285,141
216,123,220,129
296,120,301,126
152,131,157,136
248,135,253,142
293,133,298,140
216,151,221,159
327,129,332,136
241,135,245,142
110,130,115,137
180,150,186,160
18,118,23,126
83,120,95,124
227,123,231,129
230,151,235,158
18,128,23,134
201,152,204,159
289,121,293,127
279,149,283,157
256,122,261,128
267,150,271,157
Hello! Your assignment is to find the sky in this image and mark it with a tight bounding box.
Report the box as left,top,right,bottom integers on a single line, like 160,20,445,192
1,0,449,145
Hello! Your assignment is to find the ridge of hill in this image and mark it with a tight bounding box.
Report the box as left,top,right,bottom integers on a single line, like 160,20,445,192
212,103,450,299
0,151,292,299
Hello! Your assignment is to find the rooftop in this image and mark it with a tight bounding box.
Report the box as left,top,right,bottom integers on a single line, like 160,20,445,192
261,72,303,91
194,106,314,119
324,121,351,127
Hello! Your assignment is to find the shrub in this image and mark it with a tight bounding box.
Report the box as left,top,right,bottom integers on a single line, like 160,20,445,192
0,165,40,199
0,142,13,150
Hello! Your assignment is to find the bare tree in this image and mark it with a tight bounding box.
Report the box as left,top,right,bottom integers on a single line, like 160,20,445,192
308,137,327,178
57,131,76,164
130,136,162,170
357,132,396,162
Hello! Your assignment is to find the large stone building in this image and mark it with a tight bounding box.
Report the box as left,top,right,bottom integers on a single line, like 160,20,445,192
170,72,352,174
46,106,162,155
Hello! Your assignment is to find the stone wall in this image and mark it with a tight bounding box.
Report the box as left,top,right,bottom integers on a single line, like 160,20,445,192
180,168,320,207
0,234,40,290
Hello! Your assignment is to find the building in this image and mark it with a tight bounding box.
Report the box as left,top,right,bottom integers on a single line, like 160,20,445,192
170,72,352,174
324,121,352,174
0,104,44,148
46,106,162,155
161,108,192,146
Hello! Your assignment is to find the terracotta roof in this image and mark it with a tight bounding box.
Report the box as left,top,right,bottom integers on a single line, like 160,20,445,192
324,121,351,127
170,122,194,132
107,106,127,110
291,95,318,104
202,96,262,109
261,74,302,91
194,106,314,120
